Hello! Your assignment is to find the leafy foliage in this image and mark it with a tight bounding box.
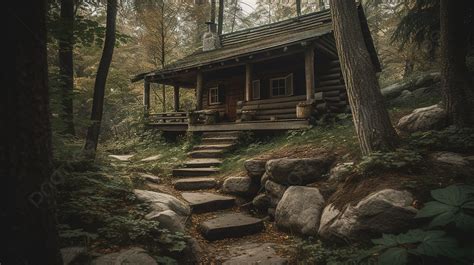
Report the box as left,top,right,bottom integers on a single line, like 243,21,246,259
362,185,474,265
410,126,474,153
391,0,440,49
357,149,423,174
296,238,366,265
416,185,474,231
56,162,187,256
366,230,461,265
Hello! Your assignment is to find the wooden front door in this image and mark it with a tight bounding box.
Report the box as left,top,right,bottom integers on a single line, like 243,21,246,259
225,91,238,121
224,78,244,121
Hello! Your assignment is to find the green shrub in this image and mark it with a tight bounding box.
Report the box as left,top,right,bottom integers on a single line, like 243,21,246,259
296,238,366,265
410,126,474,153
57,168,187,255
357,149,423,174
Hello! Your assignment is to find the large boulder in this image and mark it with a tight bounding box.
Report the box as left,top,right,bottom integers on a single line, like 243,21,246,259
252,194,272,211
275,186,325,236
61,247,88,265
381,72,440,100
222,243,289,265
134,173,161,184
397,104,446,133
261,172,270,186
146,210,186,234
244,159,267,180
92,248,157,265
318,189,417,243
266,157,334,185
264,180,287,200
222,176,257,196
431,152,474,167
133,189,190,216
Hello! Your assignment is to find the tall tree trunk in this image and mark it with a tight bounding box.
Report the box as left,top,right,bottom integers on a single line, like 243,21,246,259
440,0,474,127
329,0,398,155
59,0,75,135
2,0,62,264
160,1,166,112
231,0,238,32
84,0,117,157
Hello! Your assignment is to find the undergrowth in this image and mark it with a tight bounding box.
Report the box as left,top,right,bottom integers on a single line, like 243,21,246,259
52,130,196,262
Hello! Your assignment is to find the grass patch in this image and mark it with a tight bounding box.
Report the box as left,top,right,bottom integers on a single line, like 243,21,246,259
220,119,359,175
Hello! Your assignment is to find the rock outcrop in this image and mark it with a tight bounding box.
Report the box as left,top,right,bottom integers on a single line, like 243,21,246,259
397,104,446,133
431,152,474,167
145,210,186,233
381,72,440,100
244,159,267,180
222,176,256,196
222,243,289,265
266,157,334,185
133,189,190,217
275,186,325,236
318,189,417,242
92,248,157,265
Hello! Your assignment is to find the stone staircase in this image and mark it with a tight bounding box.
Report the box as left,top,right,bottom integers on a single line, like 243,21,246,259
171,131,265,241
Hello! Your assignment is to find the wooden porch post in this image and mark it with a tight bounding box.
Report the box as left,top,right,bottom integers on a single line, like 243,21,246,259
245,63,253,101
162,84,166,112
173,85,180,112
196,72,203,110
144,80,150,116
305,48,315,101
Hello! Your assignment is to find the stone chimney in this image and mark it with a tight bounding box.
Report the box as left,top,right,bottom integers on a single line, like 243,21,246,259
202,22,221,52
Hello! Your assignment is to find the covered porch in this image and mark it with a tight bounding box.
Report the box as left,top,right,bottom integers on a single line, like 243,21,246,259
140,36,345,132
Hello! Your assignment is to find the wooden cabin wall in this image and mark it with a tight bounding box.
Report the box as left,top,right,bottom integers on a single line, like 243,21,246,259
202,67,245,121
253,54,306,99
198,51,348,123
315,54,348,113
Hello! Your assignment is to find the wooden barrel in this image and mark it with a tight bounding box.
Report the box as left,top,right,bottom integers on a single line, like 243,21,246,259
296,102,313,119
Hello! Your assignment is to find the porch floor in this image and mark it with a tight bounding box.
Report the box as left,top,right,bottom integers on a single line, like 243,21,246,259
188,119,310,132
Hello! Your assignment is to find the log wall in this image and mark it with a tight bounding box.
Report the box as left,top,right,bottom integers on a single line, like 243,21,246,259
315,59,348,113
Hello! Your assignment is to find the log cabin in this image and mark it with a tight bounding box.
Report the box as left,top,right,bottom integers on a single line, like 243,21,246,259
132,6,380,132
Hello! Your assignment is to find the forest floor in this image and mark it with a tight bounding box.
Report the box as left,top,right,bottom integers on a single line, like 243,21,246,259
55,81,474,264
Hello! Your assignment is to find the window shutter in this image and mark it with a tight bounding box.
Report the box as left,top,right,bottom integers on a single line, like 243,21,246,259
252,80,261,100
285,74,294,96
218,84,225,103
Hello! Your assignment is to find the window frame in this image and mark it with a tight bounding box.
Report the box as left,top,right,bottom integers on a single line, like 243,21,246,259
252,80,261,100
269,73,293,98
208,86,221,105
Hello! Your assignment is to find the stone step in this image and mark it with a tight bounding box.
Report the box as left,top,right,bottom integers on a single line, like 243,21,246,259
184,158,222,168
181,192,235,213
172,168,219,177
193,144,234,151
201,137,239,144
202,131,241,138
199,213,264,241
188,150,224,159
173,178,217,191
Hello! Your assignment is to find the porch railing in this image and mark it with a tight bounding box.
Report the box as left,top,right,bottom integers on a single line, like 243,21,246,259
147,112,188,124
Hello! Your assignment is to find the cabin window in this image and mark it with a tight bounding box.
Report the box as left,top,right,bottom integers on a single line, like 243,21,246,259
252,80,261,100
270,74,293,97
209,87,221,105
